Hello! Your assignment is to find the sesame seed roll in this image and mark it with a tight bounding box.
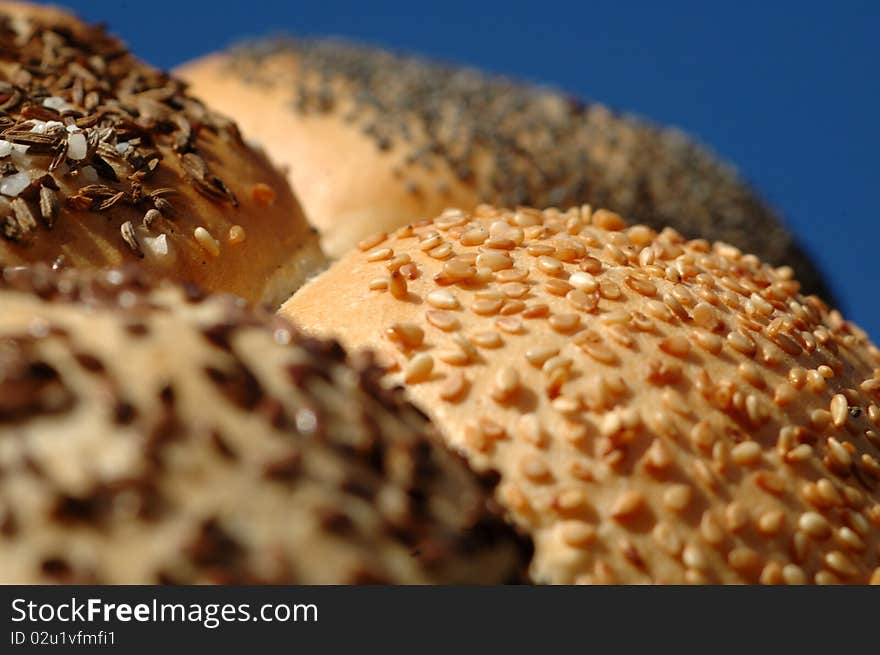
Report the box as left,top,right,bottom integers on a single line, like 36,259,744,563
282,204,880,584
178,38,833,304
0,3,325,306
0,265,529,584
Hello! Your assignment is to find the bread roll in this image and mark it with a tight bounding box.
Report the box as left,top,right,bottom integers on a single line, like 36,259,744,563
283,204,880,584
0,3,324,306
178,38,833,303
0,264,528,584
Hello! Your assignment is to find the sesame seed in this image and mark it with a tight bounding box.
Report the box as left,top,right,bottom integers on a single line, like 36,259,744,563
425,310,459,331
785,443,813,464
830,394,848,428
437,348,470,366
440,259,476,281
438,371,468,402
692,302,720,331
671,284,695,306
697,511,724,546
749,293,774,316
251,182,276,206
500,282,530,298
451,334,478,361
805,369,826,393
824,551,858,578
427,289,459,310
471,331,503,348
836,526,866,552
369,277,388,291
228,225,247,245
527,243,556,257
552,395,581,414
544,279,573,296
772,332,803,356
643,439,672,472
731,441,762,467
537,255,564,276
592,208,627,230
693,330,723,354
725,502,749,532
389,271,408,299
773,383,798,406
559,521,597,548
525,345,559,367
782,564,807,585
826,437,852,469
659,334,690,358
663,484,692,513
683,544,709,571
757,509,785,535
598,280,622,300
549,313,581,333
728,548,761,574
366,247,393,262
491,366,520,401
737,362,765,388
460,227,488,246
120,221,142,257
760,561,784,585
519,454,550,482
404,353,433,383
754,471,786,495
575,333,618,365
471,297,504,316
489,221,524,245
628,224,655,246
495,316,523,334
476,251,513,271
476,287,504,301
484,237,516,250
799,512,831,539
386,322,424,348
663,293,689,320
652,521,683,556
745,394,769,425
727,330,756,356
357,231,387,251
419,232,443,251
386,253,412,271
610,490,644,520
454,251,478,265
625,275,657,297
500,299,526,315
522,303,550,318
496,267,529,282
193,227,220,257
569,271,598,292
580,256,603,274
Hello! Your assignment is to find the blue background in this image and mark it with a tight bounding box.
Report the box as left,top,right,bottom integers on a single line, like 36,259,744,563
61,0,879,338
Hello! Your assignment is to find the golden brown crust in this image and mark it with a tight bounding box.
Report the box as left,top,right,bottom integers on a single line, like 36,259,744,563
178,38,833,304
283,204,880,584
0,4,324,305
0,264,530,584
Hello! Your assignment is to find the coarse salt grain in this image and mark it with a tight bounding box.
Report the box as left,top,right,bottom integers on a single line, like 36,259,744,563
0,171,30,197
67,132,87,160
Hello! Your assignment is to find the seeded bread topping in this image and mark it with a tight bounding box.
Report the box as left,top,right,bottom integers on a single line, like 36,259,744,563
284,204,880,584
0,264,528,584
182,37,832,302
0,3,324,305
